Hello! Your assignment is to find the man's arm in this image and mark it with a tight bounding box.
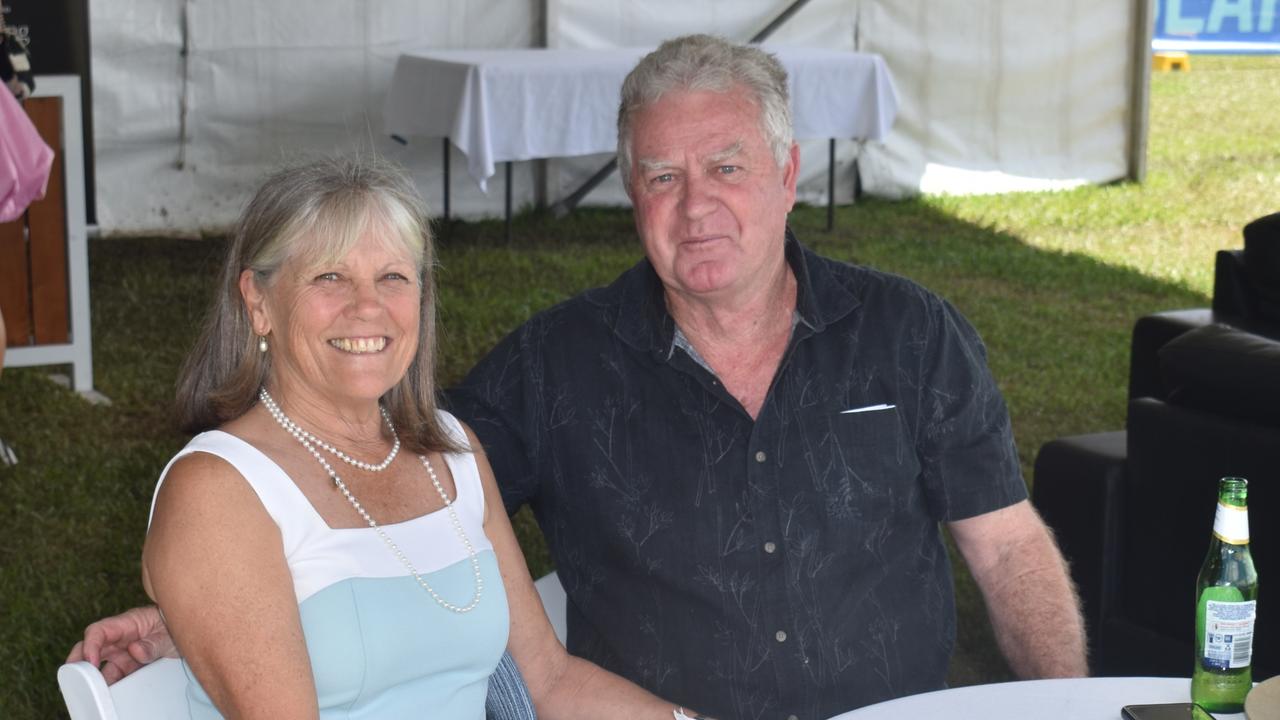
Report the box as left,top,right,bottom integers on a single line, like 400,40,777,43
948,499,1089,678
466,422,711,719
444,322,542,518
66,605,175,684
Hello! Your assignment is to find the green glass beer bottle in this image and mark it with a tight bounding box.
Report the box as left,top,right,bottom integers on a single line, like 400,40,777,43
1191,477,1258,713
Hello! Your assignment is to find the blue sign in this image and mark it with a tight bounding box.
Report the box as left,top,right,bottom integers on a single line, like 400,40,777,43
1154,0,1280,52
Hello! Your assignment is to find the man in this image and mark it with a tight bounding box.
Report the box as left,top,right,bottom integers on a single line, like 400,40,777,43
72,35,1086,719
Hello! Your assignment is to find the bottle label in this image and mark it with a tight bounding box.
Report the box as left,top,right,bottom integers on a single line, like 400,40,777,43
1212,502,1249,544
1202,600,1256,670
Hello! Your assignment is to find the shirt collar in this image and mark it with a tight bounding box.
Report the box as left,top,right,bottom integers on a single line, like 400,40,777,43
593,228,860,360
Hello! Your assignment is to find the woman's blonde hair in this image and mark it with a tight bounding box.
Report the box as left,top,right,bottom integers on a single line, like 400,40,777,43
174,155,459,454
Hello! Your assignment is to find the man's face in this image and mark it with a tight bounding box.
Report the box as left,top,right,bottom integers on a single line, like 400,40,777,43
627,85,799,301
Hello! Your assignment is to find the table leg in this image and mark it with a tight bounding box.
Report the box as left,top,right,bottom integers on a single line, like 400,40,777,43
442,138,451,221
505,161,513,243
827,138,836,232
552,157,618,218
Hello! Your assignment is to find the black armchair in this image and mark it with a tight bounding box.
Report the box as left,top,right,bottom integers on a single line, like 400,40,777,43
1033,213,1280,677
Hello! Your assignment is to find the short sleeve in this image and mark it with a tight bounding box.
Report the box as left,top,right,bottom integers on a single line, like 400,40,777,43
915,297,1027,521
445,326,540,517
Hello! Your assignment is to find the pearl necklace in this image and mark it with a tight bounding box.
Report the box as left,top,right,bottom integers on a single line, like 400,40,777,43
259,388,483,613
260,392,400,472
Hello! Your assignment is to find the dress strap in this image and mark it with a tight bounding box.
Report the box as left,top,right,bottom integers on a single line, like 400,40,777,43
435,410,486,519
148,430,329,541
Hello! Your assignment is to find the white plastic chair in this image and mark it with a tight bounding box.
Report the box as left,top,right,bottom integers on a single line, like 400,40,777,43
57,657,188,720
56,572,567,718
533,570,567,645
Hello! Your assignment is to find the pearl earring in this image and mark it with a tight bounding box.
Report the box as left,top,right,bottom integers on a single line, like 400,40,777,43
258,335,268,353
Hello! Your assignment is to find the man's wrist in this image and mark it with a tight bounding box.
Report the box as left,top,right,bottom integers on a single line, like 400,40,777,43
673,707,716,720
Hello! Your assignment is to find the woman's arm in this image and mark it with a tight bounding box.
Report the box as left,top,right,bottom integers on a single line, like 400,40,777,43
463,424,709,720
143,451,318,719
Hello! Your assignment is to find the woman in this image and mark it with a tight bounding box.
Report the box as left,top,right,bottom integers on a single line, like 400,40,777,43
142,156,689,718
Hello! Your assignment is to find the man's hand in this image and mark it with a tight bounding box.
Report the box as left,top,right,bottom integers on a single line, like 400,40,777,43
65,605,176,684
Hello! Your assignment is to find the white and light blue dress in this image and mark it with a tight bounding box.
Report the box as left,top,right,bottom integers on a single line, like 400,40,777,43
149,411,509,719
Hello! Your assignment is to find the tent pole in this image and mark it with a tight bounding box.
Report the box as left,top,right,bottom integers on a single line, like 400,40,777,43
826,138,835,232
177,1,191,170
442,138,451,220
1127,0,1155,182
749,0,813,43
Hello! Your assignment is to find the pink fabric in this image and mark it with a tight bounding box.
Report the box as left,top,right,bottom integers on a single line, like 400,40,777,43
0,88,54,223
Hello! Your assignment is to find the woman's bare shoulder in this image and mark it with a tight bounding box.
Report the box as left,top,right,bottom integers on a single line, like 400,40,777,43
151,444,270,531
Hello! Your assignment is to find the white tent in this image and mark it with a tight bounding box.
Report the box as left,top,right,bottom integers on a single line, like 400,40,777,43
88,0,1151,234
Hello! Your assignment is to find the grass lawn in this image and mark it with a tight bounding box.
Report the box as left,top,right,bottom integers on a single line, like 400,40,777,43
3,55,1278,717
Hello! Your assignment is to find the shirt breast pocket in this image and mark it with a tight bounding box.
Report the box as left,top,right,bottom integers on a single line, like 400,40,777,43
794,405,920,523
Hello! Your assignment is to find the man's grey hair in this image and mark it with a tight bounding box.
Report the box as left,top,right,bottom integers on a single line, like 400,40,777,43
617,34,793,192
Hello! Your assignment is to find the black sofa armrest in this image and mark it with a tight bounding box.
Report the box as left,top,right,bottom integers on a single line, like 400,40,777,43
1158,322,1280,427
1032,431,1126,663
1128,309,1213,402
1211,245,1280,334
1213,249,1252,318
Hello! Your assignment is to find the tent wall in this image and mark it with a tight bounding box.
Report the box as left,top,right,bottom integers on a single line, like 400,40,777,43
858,0,1139,197
90,0,542,233
88,0,1142,234
550,0,1141,200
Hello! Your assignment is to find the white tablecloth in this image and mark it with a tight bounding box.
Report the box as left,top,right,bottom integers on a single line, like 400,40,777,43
828,677,1247,720
383,46,898,191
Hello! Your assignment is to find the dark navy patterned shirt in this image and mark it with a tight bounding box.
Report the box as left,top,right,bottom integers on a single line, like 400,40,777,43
448,234,1027,720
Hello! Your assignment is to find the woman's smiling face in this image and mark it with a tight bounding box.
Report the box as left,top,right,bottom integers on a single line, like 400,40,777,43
242,226,422,408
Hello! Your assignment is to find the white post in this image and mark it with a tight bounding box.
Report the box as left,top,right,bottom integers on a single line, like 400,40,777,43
3,75,101,401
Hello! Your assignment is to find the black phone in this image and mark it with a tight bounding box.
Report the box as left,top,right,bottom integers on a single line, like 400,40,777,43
1120,703,1217,720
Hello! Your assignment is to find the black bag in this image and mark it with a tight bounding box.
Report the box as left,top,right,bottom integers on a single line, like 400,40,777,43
0,9,34,98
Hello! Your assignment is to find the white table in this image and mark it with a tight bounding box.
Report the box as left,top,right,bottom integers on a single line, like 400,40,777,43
828,677,1247,720
383,46,898,229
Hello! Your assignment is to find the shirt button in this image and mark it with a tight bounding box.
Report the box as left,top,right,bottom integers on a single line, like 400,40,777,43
763,541,777,554
755,450,767,463
775,630,787,642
